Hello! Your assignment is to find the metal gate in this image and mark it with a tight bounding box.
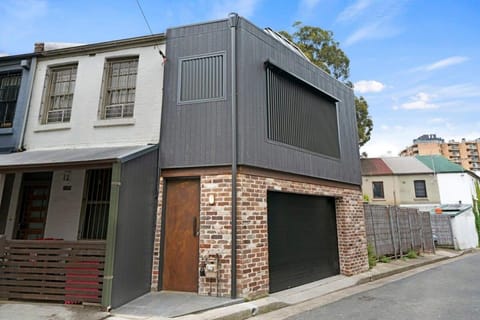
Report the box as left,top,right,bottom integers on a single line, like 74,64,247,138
267,191,339,293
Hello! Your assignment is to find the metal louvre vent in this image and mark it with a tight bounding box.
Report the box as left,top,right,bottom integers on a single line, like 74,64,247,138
266,65,340,158
178,53,225,103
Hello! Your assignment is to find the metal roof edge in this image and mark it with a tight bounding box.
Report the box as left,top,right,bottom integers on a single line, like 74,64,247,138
39,33,166,58
118,144,158,163
0,52,38,62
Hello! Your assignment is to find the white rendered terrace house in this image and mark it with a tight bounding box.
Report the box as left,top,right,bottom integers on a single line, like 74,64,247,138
0,35,165,308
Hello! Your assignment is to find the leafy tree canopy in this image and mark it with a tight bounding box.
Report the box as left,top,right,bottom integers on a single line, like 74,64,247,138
280,22,373,147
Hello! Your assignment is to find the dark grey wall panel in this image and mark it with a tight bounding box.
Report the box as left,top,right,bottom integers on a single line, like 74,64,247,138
160,17,361,185
111,149,158,308
0,57,35,153
160,20,232,168
236,19,361,185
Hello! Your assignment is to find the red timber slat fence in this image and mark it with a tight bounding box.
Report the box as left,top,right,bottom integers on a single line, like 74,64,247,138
0,238,105,305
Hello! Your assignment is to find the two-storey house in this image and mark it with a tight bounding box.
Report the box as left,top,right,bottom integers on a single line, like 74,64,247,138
152,15,368,300
0,35,165,308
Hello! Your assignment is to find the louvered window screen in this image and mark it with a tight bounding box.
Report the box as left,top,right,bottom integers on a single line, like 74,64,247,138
266,65,340,158
41,64,77,124
99,57,138,119
0,72,21,128
178,53,225,103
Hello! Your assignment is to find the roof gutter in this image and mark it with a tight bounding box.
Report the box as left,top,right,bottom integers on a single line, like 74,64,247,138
228,12,239,299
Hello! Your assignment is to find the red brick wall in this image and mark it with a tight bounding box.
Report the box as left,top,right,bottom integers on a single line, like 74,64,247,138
236,173,369,297
151,176,163,290
151,171,369,298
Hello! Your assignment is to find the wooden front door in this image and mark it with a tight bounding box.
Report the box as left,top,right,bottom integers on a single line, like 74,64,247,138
162,179,200,292
16,172,53,240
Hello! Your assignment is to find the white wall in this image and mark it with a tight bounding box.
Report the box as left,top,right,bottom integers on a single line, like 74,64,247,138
43,169,85,240
23,44,165,150
451,209,479,250
437,173,475,205
3,170,86,240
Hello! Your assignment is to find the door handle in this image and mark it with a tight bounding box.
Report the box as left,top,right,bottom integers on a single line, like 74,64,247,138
193,216,200,237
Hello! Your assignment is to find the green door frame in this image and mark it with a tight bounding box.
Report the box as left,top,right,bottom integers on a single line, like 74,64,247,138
101,161,121,309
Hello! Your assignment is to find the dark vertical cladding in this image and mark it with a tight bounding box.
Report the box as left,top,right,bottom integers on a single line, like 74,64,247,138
236,19,361,185
265,64,340,158
160,17,361,186
160,20,232,168
111,149,158,308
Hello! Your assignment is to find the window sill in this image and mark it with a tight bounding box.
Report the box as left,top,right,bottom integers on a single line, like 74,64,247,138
0,127,13,135
34,123,71,132
414,197,429,201
93,118,136,128
372,198,385,201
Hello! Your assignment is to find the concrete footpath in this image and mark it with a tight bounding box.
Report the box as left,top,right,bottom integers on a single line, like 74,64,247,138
0,249,471,320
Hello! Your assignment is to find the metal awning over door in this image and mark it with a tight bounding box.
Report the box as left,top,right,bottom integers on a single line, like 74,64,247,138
267,191,340,293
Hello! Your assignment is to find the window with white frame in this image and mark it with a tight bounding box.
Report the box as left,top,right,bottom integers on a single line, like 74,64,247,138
0,71,21,128
99,57,138,119
41,64,77,124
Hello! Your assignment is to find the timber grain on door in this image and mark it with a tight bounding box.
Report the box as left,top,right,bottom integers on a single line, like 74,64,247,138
16,172,53,240
162,179,200,292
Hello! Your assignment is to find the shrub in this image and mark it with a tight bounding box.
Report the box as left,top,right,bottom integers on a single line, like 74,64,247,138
406,249,418,259
379,256,391,263
367,244,376,268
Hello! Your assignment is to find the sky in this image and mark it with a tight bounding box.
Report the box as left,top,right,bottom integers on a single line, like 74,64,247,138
1,0,479,157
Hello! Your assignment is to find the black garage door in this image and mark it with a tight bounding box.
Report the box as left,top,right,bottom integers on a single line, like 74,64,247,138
267,191,339,293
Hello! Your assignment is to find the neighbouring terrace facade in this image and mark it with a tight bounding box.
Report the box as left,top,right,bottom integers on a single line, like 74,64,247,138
0,35,165,308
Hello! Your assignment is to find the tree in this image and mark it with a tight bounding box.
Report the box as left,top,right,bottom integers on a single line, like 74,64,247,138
280,22,373,147
356,96,373,147
473,181,480,246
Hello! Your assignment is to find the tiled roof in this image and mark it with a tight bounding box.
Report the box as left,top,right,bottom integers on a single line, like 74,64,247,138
360,158,393,176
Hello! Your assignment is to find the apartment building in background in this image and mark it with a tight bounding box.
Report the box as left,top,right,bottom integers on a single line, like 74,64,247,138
400,134,480,171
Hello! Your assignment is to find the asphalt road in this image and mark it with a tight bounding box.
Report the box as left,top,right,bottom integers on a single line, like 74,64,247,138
286,253,480,320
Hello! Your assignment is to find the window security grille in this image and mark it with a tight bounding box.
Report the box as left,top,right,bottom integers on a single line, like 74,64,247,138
414,180,427,198
0,72,21,128
100,57,138,119
178,53,225,103
80,168,112,240
266,64,340,158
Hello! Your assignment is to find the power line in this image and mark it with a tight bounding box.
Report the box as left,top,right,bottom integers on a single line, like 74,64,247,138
135,0,154,35
134,0,166,61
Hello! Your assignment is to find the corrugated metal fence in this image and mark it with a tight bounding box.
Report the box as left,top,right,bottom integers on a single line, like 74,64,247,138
364,204,435,258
